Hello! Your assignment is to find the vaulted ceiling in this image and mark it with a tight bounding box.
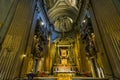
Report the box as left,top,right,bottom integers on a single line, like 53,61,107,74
46,0,82,32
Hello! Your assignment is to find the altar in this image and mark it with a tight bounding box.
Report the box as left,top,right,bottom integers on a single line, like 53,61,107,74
57,73,72,80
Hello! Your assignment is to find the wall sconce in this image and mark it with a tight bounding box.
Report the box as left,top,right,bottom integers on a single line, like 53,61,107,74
23,54,26,58
41,21,44,26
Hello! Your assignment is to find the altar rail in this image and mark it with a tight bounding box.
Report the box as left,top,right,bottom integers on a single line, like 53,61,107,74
14,77,109,80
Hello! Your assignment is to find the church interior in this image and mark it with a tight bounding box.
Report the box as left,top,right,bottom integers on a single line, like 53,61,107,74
0,0,120,80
